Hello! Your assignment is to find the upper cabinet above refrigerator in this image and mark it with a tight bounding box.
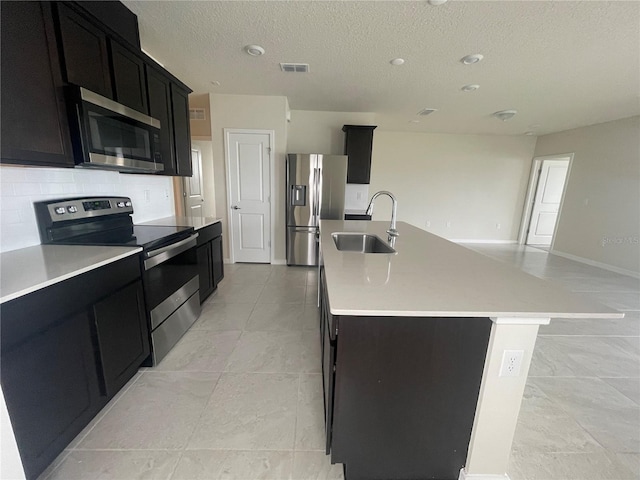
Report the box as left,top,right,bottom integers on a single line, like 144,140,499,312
342,125,377,184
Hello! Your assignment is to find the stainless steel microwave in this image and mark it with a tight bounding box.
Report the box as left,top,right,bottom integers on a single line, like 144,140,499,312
69,87,164,173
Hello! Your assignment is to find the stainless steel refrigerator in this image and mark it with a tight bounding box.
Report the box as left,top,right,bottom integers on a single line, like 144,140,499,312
286,154,348,266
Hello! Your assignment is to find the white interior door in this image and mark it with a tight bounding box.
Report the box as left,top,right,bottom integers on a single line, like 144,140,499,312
226,131,272,263
183,147,204,220
526,159,569,246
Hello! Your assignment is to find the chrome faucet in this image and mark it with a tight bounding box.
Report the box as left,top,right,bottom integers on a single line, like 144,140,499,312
366,191,399,237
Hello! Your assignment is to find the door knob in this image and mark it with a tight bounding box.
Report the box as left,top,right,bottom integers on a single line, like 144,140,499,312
231,205,241,210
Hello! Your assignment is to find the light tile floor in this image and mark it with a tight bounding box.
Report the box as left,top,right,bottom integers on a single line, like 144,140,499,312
467,244,640,480
39,245,639,480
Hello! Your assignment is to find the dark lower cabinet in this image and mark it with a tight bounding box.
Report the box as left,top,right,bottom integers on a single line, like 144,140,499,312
196,222,224,302
0,1,73,167
1,309,102,480
93,280,149,397
319,268,492,480
0,255,148,480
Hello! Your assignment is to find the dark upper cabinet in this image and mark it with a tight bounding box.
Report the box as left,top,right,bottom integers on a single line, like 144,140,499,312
146,66,176,174
171,83,193,176
73,1,140,49
0,2,73,167
56,2,113,99
342,125,377,184
110,40,148,114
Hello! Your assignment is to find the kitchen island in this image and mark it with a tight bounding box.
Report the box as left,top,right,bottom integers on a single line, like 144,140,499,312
319,220,622,480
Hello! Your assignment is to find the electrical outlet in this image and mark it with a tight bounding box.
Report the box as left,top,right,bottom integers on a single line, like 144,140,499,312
446,221,451,228
496,223,501,230
356,192,363,200
144,190,151,203
499,350,524,377
425,220,431,228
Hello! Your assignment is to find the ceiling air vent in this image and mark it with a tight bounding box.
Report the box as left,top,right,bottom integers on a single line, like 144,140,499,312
280,63,310,73
417,108,438,116
189,108,206,120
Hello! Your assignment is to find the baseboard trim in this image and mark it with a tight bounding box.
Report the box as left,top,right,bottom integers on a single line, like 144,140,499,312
271,258,287,265
549,249,640,279
452,239,518,245
459,468,511,480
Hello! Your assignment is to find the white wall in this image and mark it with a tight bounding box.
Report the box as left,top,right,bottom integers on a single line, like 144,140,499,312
0,166,175,253
534,116,640,275
209,94,289,263
191,140,216,219
287,110,376,154
369,131,537,241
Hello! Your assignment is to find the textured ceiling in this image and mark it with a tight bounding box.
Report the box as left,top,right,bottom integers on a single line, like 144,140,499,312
122,0,640,135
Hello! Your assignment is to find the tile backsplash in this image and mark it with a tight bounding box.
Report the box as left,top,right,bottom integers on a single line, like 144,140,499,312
0,166,175,253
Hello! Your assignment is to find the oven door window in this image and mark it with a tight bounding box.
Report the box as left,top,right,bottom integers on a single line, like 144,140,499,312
87,109,152,161
143,248,198,313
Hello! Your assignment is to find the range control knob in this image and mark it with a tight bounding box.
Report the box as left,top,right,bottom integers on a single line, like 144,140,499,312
125,201,132,207
117,202,125,208
54,207,65,215
67,206,78,213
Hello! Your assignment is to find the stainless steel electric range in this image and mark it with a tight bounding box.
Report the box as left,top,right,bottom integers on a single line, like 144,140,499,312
34,196,200,365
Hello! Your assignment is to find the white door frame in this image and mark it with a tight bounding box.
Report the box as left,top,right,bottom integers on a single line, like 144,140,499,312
518,153,574,248
224,128,275,264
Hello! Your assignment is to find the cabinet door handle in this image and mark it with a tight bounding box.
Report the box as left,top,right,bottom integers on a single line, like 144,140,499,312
231,205,241,210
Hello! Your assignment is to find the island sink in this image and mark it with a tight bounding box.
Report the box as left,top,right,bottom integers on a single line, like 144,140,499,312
331,232,396,254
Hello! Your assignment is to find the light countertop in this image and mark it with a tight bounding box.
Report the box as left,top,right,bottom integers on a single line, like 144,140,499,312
0,245,142,304
320,220,623,319
140,216,221,231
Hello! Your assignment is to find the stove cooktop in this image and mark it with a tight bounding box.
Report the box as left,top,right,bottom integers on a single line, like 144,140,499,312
55,224,195,251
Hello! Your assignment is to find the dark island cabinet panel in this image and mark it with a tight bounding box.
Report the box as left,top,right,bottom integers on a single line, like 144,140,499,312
171,83,193,177
342,125,376,184
93,279,149,397
146,66,176,174
110,39,148,114
55,2,113,99
0,1,73,167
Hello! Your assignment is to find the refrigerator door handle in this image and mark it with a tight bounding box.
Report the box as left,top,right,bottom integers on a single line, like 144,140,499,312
313,167,321,223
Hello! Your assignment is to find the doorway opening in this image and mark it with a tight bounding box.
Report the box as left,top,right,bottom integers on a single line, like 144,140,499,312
224,129,274,264
519,154,573,248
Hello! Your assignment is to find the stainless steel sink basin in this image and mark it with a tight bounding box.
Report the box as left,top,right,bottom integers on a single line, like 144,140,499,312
331,232,396,254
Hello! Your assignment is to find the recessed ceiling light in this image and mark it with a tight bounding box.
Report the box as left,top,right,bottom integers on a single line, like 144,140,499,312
460,54,484,65
427,0,448,5
524,131,535,136
461,84,480,92
210,81,221,86
409,120,421,123
528,124,541,129
493,109,518,121
244,45,265,56
390,58,405,66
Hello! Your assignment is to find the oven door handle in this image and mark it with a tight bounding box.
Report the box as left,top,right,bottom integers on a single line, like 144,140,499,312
144,233,199,270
